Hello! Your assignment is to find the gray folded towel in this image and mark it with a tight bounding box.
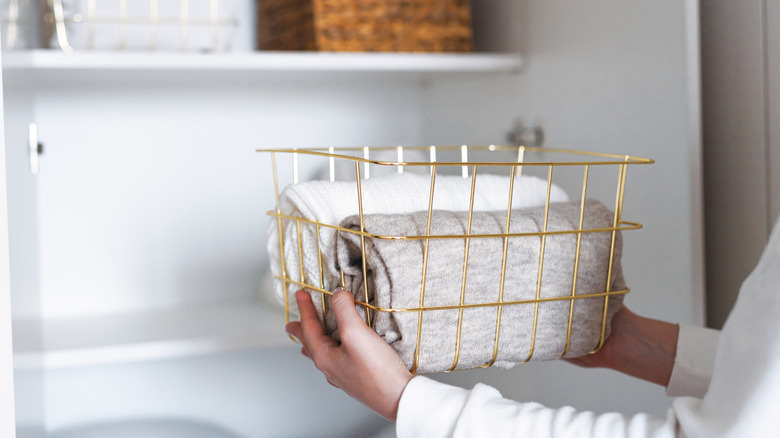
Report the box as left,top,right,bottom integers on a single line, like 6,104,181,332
328,199,625,374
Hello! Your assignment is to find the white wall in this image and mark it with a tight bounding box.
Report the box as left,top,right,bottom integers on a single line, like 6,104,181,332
33,73,422,319
421,0,703,418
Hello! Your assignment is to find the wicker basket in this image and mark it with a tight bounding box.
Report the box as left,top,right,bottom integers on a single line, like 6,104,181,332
257,0,473,52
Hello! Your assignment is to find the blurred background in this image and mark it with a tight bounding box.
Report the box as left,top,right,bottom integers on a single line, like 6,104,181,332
0,0,776,437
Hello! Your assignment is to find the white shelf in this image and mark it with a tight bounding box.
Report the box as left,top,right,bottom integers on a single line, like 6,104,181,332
2,50,522,74
13,302,290,370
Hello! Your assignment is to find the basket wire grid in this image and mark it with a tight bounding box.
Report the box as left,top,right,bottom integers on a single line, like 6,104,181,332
1,0,24,49
260,145,653,373
46,0,237,51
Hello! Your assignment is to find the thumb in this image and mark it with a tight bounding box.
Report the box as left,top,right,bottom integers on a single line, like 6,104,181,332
330,287,367,332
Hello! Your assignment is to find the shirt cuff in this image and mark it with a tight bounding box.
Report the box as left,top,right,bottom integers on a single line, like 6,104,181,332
666,323,720,398
396,376,470,438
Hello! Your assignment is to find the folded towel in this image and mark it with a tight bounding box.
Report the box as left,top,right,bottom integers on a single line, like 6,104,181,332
331,199,625,373
267,172,570,315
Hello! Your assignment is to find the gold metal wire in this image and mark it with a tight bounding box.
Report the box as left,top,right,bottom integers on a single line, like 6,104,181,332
447,165,479,372
484,165,518,368
279,275,630,313
263,145,651,371
561,165,590,358
521,166,554,363
594,158,629,352
271,211,642,240
355,161,371,327
316,224,327,320
296,221,305,293
271,152,296,343
411,165,438,374
256,145,654,167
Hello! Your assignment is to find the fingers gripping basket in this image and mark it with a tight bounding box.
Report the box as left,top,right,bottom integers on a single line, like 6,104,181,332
260,145,653,374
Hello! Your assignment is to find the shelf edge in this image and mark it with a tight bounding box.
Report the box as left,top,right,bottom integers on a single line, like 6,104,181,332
12,303,291,371
2,50,522,74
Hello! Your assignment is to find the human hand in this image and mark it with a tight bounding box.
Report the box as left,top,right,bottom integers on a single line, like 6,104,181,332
567,306,679,387
566,306,635,370
285,288,414,421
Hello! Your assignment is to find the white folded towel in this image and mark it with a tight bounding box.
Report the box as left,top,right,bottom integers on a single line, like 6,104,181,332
266,172,569,315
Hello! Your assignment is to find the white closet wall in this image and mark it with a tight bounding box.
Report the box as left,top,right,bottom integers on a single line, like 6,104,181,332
33,73,422,318
3,0,704,435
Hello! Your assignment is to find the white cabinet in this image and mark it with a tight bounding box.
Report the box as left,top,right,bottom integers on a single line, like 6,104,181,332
2,1,703,437
4,50,520,369
0,55,18,438
3,50,523,438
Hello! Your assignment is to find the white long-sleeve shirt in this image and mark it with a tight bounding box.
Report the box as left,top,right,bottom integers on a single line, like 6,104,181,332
396,221,780,437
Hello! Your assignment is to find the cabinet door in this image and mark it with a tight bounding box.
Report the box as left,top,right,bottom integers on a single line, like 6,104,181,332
0,41,18,438
1,38,44,438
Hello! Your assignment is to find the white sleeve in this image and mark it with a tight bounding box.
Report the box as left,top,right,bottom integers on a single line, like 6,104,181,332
665,324,720,398
396,376,679,438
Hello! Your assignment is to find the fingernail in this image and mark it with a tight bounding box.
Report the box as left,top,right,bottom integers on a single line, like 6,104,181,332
334,287,346,294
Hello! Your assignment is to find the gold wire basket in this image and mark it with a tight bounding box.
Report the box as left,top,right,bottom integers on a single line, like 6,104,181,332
44,0,238,52
260,145,653,374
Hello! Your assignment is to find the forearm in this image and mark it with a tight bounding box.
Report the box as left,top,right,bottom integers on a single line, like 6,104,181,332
603,308,679,387
615,316,677,385
569,307,679,387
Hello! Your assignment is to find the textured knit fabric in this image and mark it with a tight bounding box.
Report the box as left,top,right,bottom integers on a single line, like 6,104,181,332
332,199,625,373
395,218,780,437
267,172,569,316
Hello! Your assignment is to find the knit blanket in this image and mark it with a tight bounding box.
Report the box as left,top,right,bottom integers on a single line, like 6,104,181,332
330,199,625,373
267,172,570,315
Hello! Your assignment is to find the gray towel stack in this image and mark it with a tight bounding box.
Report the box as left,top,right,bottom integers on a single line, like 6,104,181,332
329,199,625,374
